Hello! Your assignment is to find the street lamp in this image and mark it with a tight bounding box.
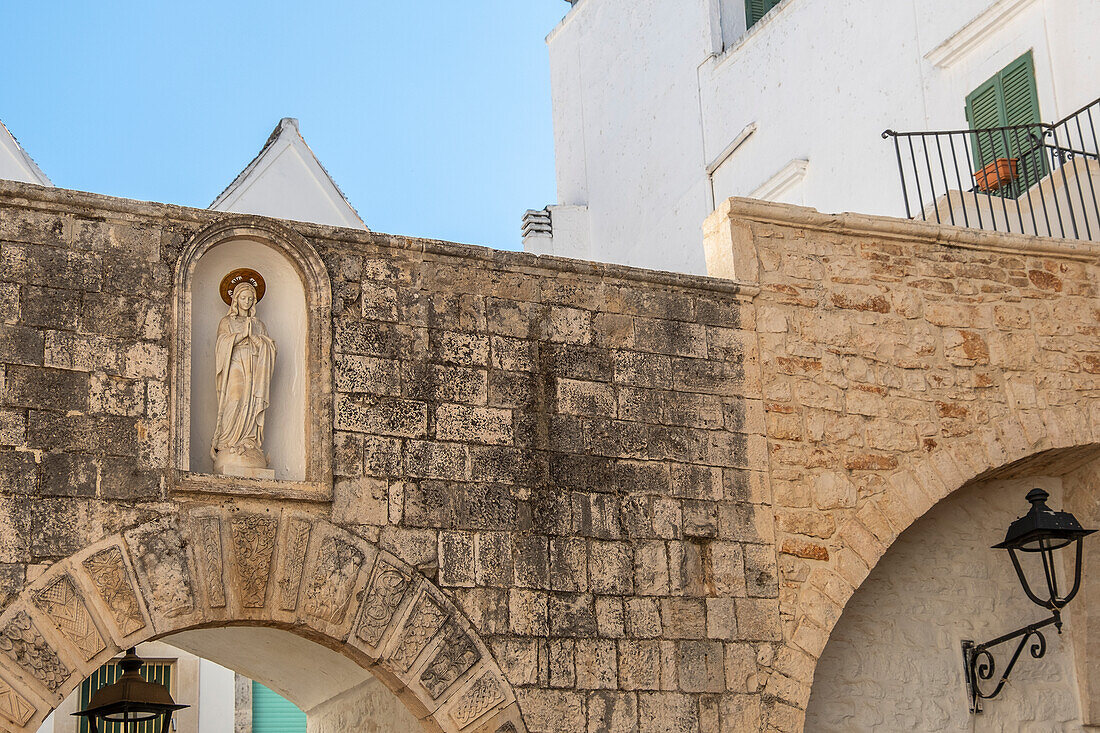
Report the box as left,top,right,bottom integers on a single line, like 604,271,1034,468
73,647,188,733
962,488,1095,713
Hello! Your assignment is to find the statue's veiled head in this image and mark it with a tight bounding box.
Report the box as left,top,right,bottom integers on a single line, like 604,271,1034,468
229,282,258,316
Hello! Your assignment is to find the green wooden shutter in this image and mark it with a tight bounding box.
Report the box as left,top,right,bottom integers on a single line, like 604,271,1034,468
746,0,782,29
966,78,1005,170
252,681,306,733
999,51,1044,189
1000,52,1041,127
964,50,1044,193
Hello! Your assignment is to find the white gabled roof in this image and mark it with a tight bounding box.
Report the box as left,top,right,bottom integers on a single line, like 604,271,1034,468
0,119,52,187
210,118,366,230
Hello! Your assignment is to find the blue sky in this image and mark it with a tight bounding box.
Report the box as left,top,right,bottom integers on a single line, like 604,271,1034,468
2,1,567,251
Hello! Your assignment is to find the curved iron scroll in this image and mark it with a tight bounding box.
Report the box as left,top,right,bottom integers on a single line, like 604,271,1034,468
962,611,1060,714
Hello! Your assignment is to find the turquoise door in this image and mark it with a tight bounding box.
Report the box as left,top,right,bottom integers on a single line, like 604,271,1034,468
252,681,306,733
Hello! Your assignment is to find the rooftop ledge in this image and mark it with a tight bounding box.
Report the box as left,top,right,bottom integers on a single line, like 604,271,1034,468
710,196,1100,263
0,179,757,299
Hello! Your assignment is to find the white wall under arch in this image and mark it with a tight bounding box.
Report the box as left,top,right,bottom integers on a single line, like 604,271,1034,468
189,238,307,481
805,475,1084,731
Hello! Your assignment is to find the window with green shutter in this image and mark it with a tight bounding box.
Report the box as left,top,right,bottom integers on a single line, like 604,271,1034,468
78,659,173,733
745,0,783,29
252,681,306,733
964,50,1046,195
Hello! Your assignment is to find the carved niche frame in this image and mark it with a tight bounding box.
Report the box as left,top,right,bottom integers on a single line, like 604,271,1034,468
171,215,333,501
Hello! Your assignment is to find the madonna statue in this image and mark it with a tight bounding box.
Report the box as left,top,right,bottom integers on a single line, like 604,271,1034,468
212,270,277,478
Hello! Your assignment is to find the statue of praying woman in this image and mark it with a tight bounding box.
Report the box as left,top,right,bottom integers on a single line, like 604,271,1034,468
211,270,277,478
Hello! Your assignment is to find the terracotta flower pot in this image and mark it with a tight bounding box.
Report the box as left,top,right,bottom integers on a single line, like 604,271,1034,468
974,157,1019,192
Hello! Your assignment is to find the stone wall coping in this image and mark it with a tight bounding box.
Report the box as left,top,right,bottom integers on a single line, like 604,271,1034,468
0,180,759,299
715,196,1100,262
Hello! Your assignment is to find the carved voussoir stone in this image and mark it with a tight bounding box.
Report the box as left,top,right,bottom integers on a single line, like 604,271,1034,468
303,536,368,627
32,575,105,661
387,591,448,675
277,517,312,611
419,620,481,700
124,521,195,623
0,671,36,728
81,546,147,638
193,515,227,609
230,514,278,608
353,558,412,651
0,610,70,695
445,671,508,731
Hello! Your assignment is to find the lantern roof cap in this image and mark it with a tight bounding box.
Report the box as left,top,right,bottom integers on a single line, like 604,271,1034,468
73,648,187,720
993,488,1096,550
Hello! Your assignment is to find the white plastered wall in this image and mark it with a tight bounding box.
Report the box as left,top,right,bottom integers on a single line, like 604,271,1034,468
189,239,307,481
805,475,1084,731
540,0,1100,275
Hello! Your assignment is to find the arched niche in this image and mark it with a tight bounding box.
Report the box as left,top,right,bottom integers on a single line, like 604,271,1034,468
172,216,332,496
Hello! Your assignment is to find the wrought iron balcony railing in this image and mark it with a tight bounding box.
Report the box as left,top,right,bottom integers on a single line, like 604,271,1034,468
883,98,1100,241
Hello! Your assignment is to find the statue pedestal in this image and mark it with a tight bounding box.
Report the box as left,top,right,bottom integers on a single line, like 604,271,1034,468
221,465,276,480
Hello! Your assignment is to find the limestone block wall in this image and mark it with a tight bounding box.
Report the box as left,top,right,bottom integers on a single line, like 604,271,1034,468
0,181,773,732
0,181,1098,732
705,197,1100,730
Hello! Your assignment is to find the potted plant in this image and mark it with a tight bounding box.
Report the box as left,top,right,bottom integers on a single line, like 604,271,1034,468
974,157,1019,192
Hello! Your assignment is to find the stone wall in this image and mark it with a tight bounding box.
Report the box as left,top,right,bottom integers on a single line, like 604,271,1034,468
705,197,1100,730
0,181,1098,732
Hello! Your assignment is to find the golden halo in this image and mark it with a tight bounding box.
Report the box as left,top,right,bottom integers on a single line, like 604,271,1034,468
219,268,266,305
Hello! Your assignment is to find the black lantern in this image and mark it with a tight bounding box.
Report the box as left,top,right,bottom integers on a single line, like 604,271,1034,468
962,488,1096,713
73,647,188,733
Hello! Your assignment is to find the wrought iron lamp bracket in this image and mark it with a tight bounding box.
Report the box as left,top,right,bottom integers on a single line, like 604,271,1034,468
962,610,1061,714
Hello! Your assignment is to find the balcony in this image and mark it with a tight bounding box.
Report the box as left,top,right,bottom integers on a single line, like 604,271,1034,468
883,98,1100,241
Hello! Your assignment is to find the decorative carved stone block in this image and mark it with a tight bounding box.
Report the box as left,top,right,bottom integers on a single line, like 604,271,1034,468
195,517,227,608
390,593,447,673
355,561,410,647
230,515,278,608
277,518,312,611
420,620,481,699
82,547,146,636
0,611,69,693
33,575,105,660
0,674,35,727
448,672,505,730
304,538,364,625
126,524,195,619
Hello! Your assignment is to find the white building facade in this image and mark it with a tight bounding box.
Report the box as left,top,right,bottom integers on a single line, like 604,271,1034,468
527,0,1099,274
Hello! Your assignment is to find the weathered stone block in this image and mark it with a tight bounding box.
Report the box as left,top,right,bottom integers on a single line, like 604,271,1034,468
575,639,617,689
435,403,512,444
677,640,725,692
586,690,637,733
589,541,633,595
509,588,548,636
513,535,550,589
475,530,514,587
659,598,706,639
333,476,389,526
549,638,576,688
404,440,469,480
334,393,428,437
334,353,402,395
633,541,669,597
549,592,597,637
637,692,699,733
438,531,476,587
0,324,44,366
617,640,660,691
4,365,88,412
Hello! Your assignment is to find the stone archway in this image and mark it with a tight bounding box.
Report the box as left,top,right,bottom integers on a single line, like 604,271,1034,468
789,405,1100,730
0,508,523,733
